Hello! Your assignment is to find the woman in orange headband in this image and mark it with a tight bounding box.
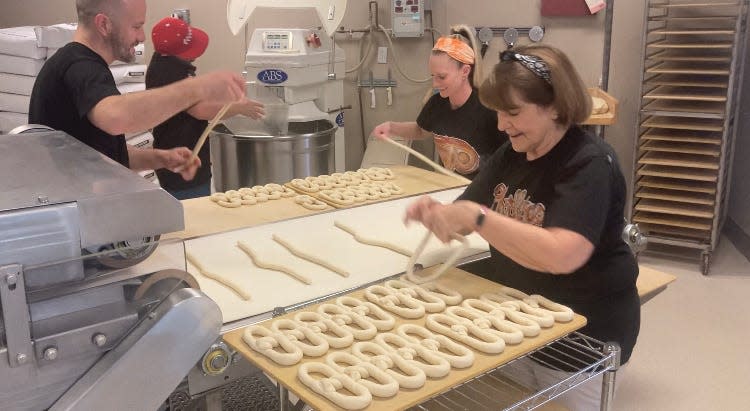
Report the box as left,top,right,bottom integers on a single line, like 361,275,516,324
371,25,507,179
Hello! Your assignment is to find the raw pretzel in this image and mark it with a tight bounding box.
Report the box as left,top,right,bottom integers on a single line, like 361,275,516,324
526,294,574,322
269,318,329,357
357,167,396,181
290,178,320,193
404,231,469,284
325,352,400,398
399,275,463,305
374,332,451,378
242,325,302,365
334,221,412,256
294,195,328,210
396,324,475,368
444,306,524,344
236,241,312,285
317,303,378,340
297,362,372,410
351,341,427,389
272,234,350,277
425,313,507,354
185,252,251,300
383,280,446,313
335,296,396,331
461,298,541,337
480,295,556,328
364,285,426,318
293,311,354,348
306,175,335,190
318,189,356,206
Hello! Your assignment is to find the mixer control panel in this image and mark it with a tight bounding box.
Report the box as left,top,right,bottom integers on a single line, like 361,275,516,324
262,31,293,52
391,0,424,37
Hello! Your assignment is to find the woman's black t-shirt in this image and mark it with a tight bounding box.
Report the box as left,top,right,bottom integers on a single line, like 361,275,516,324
459,126,640,363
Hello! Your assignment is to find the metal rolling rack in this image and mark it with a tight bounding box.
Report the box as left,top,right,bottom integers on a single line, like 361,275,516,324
409,333,620,411
630,0,748,274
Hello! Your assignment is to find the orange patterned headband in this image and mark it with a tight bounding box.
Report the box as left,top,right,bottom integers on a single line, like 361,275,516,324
432,36,475,65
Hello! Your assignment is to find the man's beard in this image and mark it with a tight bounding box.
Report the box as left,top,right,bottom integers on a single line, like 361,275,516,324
106,26,136,63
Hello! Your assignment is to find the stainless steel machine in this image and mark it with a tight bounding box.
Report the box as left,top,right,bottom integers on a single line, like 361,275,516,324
0,130,222,411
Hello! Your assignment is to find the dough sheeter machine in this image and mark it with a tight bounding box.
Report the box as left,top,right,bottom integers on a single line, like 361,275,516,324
0,130,221,411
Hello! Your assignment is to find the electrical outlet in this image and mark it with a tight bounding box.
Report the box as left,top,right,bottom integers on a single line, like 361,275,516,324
377,47,388,64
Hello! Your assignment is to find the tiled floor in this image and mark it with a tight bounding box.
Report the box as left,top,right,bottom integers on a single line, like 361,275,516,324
613,234,750,410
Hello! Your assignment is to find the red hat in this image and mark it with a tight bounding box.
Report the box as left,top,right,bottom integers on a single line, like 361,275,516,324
151,17,209,61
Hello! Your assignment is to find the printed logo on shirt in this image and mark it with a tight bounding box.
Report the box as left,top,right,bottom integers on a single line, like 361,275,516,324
491,183,546,227
433,134,479,174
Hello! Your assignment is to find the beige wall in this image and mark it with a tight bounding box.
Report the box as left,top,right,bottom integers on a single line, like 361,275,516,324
0,0,643,190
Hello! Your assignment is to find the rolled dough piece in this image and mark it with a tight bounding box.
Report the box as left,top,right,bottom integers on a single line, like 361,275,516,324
335,296,396,331
185,251,251,300
294,194,328,210
270,318,329,357
236,241,312,285
293,311,354,348
444,306,524,344
272,234,350,277
333,221,412,256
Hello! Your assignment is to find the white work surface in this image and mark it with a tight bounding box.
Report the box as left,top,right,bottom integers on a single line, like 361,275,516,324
185,188,489,324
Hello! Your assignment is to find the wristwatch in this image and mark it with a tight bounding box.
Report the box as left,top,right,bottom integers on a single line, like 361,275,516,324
475,206,488,231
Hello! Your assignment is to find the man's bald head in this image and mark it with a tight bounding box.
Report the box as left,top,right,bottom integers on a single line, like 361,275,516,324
76,0,123,27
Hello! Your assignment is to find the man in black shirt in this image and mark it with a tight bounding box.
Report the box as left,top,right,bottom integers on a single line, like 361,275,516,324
146,17,264,199
29,0,246,180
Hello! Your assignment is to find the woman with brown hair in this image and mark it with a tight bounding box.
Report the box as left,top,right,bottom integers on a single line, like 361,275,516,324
405,44,639,410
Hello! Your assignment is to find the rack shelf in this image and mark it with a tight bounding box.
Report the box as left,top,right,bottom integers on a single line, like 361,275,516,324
631,0,747,274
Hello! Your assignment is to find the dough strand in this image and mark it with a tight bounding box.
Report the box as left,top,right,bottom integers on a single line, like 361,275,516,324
404,231,469,284
236,241,312,285
334,221,412,256
272,234,350,277
185,251,251,300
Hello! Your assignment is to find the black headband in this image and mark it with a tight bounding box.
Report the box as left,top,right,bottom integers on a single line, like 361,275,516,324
500,50,552,84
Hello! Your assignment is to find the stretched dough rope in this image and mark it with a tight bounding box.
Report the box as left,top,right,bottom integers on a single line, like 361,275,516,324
272,234,350,277
333,221,412,256
382,137,471,184
185,251,251,300
236,241,312,285
191,103,232,159
404,231,469,284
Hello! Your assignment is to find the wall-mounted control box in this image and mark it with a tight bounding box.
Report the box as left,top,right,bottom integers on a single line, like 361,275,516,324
391,0,424,37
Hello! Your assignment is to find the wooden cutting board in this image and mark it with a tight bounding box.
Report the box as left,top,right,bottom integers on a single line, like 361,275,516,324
166,166,467,240
223,267,587,411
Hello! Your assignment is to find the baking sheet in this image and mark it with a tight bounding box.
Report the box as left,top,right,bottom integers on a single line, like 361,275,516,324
223,267,587,411
185,188,490,323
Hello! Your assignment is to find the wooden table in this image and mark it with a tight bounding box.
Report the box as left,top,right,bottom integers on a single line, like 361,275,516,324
224,267,587,411
166,165,466,240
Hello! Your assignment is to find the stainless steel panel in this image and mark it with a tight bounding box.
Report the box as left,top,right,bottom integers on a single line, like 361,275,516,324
0,265,32,368
0,131,184,249
0,203,83,287
211,119,336,190
50,288,221,411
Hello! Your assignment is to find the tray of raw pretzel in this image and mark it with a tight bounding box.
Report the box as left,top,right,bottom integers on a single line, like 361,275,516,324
223,267,586,411
285,167,407,209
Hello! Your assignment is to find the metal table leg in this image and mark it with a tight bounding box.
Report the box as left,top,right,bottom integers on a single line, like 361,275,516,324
600,342,621,411
279,384,291,411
